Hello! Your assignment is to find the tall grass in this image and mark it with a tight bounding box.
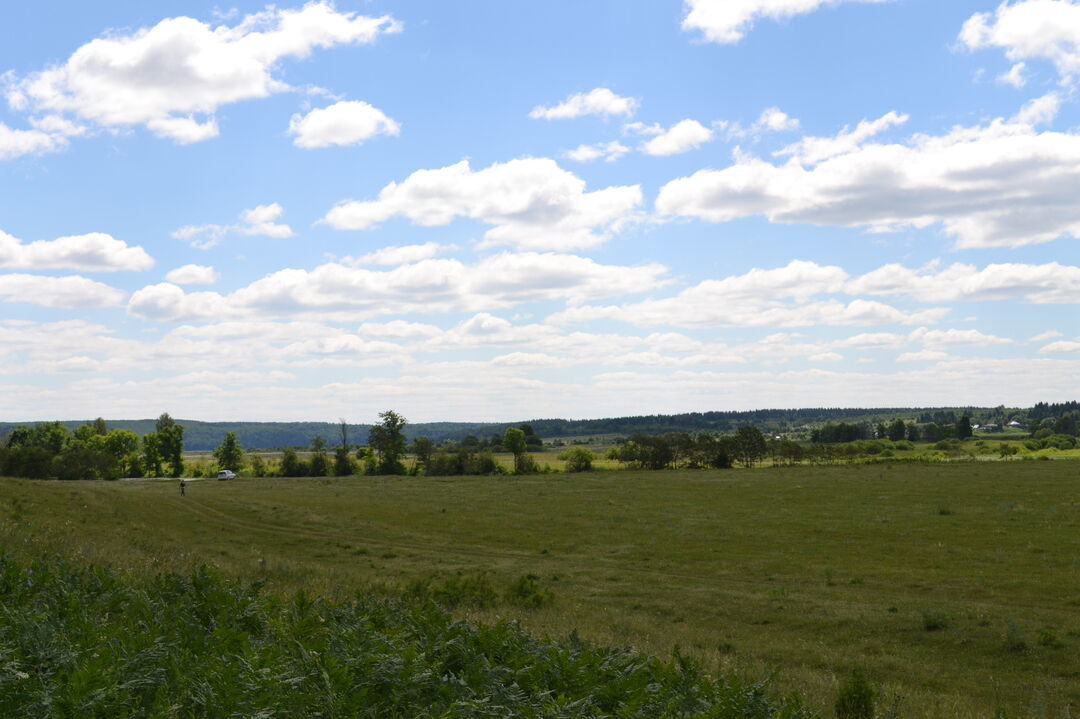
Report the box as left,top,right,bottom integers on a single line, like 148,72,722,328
0,555,814,717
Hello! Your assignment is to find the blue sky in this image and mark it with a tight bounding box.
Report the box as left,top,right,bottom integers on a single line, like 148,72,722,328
2,0,1079,422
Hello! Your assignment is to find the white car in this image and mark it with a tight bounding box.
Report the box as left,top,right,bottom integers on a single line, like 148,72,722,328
217,470,236,480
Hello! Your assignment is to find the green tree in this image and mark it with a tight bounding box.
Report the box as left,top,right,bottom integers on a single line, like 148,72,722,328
248,453,267,477
956,415,973,440
412,436,435,475
504,427,537,474
280,448,306,477
213,432,244,472
733,425,767,468
141,432,164,478
887,418,907,442
309,435,329,477
156,413,185,477
369,410,408,475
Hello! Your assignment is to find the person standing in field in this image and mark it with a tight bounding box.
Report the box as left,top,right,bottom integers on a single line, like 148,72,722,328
179,478,186,497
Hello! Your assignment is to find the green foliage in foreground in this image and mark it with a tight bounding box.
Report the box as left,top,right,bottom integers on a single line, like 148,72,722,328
0,556,814,718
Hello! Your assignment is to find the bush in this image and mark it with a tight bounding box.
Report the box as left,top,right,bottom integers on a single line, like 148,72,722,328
559,446,595,472
504,573,553,607
834,670,875,719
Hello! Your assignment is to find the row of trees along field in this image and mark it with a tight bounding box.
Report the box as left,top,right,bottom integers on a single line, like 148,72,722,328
216,412,556,478
0,414,184,480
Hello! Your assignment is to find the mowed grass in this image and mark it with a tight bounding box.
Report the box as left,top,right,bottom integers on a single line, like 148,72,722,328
2,462,1080,717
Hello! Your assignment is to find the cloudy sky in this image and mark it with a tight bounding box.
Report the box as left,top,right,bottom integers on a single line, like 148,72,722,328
2,0,1079,422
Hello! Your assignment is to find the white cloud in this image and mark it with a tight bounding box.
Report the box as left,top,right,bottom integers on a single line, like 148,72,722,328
0,230,153,271
682,0,889,44
1029,329,1063,342
127,252,668,322
896,350,951,362
6,2,401,143
173,202,294,249
960,0,1080,84
529,88,637,120
0,122,66,160
1040,340,1080,353
164,264,220,285
998,62,1028,88
323,158,643,251
640,119,714,156
908,327,1013,347
550,298,946,329
847,260,1080,303
29,115,88,137
341,242,448,267
563,140,629,163
657,102,1080,248
776,110,908,164
754,107,800,132
288,100,400,148
0,273,126,308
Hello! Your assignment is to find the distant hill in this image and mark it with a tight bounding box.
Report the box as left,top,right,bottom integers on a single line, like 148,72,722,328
0,403,1059,451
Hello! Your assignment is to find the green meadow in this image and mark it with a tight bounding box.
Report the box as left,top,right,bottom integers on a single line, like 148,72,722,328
3,461,1079,717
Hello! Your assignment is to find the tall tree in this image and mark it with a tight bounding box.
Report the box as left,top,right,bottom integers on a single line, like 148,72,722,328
412,436,435,475
955,415,973,440
213,432,244,472
887,419,907,442
504,427,531,474
733,425,767,468
369,410,407,475
156,413,185,477
309,435,329,477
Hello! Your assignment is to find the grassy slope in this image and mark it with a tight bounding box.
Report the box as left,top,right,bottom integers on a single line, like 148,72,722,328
2,463,1079,717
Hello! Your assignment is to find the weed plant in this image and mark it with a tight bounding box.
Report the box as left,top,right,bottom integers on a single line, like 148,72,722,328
0,555,814,718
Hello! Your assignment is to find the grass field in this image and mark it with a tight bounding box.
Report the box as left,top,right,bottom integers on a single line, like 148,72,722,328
3,462,1079,717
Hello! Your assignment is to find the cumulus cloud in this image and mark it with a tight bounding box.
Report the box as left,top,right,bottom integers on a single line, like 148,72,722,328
960,0,1080,84
173,203,294,249
1029,329,1063,342
682,0,889,44
1040,339,1080,353
0,122,67,160
908,327,1013,347
288,100,399,148
657,100,1080,248
0,274,126,307
322,158,643,251
164,264,220,285
896,350,951,362
640,119,714,156
998,62,1028,88
529,88,637,120
563,140,629,163
0,230,153,271
754,107,800,132
127,252,668,322
341,242,448,266
776,110,907,163
5,2,401,143
847,260,1080,303
546,259,953,329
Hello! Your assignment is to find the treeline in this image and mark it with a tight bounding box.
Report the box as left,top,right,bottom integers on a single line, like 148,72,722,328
811,417,975,444
0,415,185,480
204,414,553,478
8,403,1076,450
